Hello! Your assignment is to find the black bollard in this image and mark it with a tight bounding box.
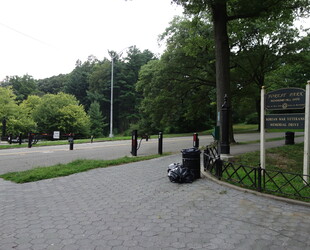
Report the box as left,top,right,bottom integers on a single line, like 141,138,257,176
220,95,230,155
193,133,199,148
9,133,12,144
68,135,74,150
158,132,163,155
285,132,295,145
19,133,22,145
131,130,138,156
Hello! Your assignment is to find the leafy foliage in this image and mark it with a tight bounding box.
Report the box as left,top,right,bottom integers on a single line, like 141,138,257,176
32,92,90,136
1,74,38,102
136,17,216,133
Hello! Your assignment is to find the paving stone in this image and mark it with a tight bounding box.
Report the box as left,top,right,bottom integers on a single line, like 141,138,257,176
0,154,309,249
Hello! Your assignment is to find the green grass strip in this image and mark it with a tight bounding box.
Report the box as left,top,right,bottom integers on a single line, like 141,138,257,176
0,153,170,184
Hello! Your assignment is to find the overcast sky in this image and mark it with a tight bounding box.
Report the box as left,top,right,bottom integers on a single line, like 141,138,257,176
0,0,183,80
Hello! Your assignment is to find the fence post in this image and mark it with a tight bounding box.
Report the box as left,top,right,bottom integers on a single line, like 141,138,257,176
216,158,223,180
158,132,163,155
257,165,262,192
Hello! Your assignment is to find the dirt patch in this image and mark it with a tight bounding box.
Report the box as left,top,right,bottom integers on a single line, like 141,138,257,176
267,153,296,171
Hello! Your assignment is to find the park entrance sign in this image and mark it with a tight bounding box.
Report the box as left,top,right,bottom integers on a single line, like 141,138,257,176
260,84,310,184
265,88,305,110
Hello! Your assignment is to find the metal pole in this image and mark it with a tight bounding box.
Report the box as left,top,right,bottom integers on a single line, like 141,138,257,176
108,46,132,138
303,81,310,184
220,95,230,155
109,57,114,138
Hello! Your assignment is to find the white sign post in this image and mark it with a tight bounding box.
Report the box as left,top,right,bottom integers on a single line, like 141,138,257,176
260,86,266,170
303,82,310,184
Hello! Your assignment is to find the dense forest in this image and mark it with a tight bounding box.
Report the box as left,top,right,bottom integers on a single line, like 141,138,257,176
1,2,309,138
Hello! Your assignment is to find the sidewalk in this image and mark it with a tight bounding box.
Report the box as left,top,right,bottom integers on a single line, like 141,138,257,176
0,140,309,249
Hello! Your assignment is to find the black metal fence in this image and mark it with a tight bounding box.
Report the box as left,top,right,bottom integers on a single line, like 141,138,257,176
203,143,310,201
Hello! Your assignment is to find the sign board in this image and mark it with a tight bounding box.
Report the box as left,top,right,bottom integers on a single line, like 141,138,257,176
266,88,305,110
265,113,305,129
53,131,60,139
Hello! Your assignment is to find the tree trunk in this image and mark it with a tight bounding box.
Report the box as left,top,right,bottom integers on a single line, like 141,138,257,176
212,2,235,143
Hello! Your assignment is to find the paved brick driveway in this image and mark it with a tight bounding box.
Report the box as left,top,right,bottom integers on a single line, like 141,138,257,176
0,154,309,250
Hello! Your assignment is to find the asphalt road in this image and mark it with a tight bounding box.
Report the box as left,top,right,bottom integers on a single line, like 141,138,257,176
0,132,304,174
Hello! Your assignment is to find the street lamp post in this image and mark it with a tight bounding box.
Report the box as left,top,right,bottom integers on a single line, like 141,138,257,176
108,46,132,138
109,55,115,138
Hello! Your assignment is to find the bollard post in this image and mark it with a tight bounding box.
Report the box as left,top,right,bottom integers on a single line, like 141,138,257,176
131,130,138,156
28,132,32,148
19,133,22,145
9,133,12,144
220,95,230,155
69,134,74,150
158,132,163,155
193,133,199,148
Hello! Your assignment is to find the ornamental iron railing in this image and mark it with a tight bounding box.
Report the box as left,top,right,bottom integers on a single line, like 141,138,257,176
203,144,310,201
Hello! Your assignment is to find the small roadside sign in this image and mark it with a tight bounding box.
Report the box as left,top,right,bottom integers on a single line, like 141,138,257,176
53,131,60,139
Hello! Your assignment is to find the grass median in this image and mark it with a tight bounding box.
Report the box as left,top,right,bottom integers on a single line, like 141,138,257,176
0,153,170,184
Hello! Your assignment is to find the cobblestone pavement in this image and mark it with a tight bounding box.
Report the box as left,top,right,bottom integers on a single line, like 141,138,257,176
0,154,309,250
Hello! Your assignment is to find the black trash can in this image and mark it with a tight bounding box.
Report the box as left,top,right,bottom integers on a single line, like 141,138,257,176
181,148,201,179
285,131,295,145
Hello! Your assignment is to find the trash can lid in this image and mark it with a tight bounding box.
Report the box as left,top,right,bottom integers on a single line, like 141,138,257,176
181,147,201,154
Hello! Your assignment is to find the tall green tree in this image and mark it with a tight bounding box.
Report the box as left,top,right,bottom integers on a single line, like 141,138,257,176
229,17,308,124
0,87,36,135
65,56,98,108
172,0,310,121
88,101,107,137
87,48,155,133
1,74,38,102
32,92,90,136
136,17,216,133
117,47,155,131
37,74,68,94
266,33,310,88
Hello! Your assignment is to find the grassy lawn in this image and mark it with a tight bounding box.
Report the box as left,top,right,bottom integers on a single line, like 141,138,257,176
229,143,309,201
0,153,170,184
